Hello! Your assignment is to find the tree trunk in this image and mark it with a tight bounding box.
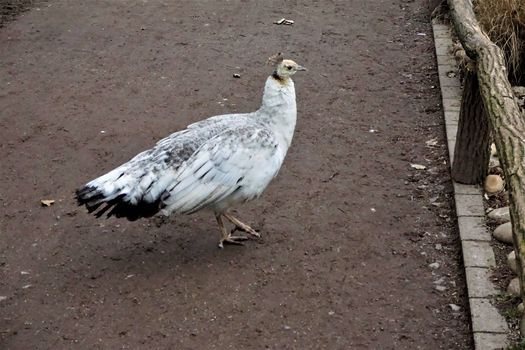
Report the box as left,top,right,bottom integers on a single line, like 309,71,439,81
448,0,525,334
452,71,490,184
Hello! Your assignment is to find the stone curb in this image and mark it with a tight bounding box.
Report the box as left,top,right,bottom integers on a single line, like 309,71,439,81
432,22,510,350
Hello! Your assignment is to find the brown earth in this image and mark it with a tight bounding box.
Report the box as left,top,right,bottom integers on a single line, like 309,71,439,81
0,0,472,349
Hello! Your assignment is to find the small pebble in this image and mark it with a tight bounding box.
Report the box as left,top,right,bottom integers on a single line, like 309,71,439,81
435,285,447,292
429,262,440,269
233,73,241,78
449,304,461,311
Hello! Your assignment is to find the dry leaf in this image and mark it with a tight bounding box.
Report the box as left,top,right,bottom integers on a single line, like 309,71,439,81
41,199,55,207
410,163,426,170
274,18,294,25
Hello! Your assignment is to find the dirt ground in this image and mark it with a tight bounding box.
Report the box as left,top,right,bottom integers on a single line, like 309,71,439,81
0,0,473,349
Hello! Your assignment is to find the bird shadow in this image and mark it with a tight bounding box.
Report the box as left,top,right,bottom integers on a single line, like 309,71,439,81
57,221,260,287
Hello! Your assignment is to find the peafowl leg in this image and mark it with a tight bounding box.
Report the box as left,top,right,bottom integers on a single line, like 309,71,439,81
216,214,249,248
223,213,261,238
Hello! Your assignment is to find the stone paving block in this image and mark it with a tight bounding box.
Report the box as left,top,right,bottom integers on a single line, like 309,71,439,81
443,98,461,111
441,85,462,99
435,40,451,52
444,109,459,125
458,216,491,241
455,194,484,216
473,332,510,350
462,241,496,268
446,123,458,140
453,182,482,195
432,23,449,32
436,54,457,66
437,64,457,79
433,30,452,39
466,267,498,298
470,298,508,333
438,74,461,88
447,137,455,161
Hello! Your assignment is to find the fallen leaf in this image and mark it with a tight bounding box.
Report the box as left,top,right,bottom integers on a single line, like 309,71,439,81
274,18,294,25
41,199,55,207
410,163,426,170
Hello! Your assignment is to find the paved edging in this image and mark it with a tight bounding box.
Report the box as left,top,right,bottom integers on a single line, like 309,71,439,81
432,22,510,350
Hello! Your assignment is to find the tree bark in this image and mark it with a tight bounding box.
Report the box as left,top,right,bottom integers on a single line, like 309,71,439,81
451,71,490,184
448,0,525,334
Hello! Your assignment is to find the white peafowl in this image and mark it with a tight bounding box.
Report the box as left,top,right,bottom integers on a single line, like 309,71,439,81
76,53,306,248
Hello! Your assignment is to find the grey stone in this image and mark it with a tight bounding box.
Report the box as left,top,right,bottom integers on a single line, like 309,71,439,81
462,241,495,268
487,207,510,223
493,222,513,244
429,262,440,269
455,194,485,217
507,250,517,274
465,267,498,298
507,277,520,296
470,298,508,333
473,332,509,350
457,216,491,241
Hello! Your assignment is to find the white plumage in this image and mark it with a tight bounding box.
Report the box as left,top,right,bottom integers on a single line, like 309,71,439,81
76,54,306,247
